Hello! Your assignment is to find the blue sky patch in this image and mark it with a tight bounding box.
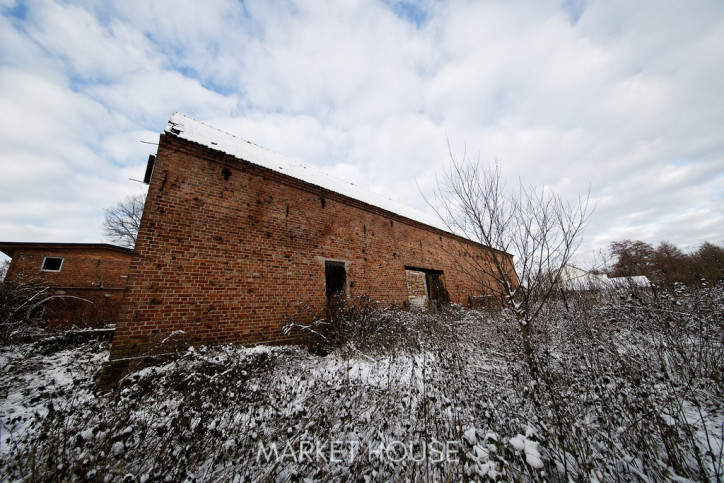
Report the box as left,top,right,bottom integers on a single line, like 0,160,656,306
383,0,430,27
2,1,28,21
562,0,586,24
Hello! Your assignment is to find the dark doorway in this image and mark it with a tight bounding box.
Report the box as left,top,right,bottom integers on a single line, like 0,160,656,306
426,272,449,306
325,261,346,299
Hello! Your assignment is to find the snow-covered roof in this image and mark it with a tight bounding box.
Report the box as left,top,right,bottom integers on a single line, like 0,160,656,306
165,113,446,232
560,265,607,290
606,275,651,288
560,265,652,291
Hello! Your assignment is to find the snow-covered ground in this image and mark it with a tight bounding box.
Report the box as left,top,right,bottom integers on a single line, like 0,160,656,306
1,286,722,482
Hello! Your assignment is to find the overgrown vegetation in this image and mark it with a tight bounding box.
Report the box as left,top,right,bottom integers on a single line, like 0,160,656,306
608,239,724,288
2,285,722,481
429,152,592,393
0,276,56,346
0,275,106,346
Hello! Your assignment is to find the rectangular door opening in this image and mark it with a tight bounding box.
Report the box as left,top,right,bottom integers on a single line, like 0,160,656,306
405,266,449,310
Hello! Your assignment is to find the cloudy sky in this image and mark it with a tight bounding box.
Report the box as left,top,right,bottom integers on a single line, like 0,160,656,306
1,0,723,266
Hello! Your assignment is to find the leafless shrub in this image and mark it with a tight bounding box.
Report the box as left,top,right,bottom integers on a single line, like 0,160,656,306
285,295,459,356
3,307,545,481
0,277,60,345
2,287,721,481
530,283,724,481
0,275,103,345
428,148,591,383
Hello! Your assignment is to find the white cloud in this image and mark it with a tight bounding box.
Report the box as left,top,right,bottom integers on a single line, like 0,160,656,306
21,0,155,81
0,0,722,266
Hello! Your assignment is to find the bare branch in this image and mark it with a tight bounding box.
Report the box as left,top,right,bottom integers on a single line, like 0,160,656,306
103,193,146,248
427,146,592,377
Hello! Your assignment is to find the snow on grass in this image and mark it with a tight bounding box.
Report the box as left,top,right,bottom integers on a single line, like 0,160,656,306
1,284,722,481
0,341,108,457
509,433,544,470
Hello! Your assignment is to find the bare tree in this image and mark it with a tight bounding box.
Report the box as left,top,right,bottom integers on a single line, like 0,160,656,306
103,193,146,249
609,239,656,278
691,241,724,283
428,147,591,376
607,239,724,286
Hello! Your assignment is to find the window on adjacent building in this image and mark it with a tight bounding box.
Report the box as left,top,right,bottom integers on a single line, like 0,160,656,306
41,257,64,272
325,261,347,299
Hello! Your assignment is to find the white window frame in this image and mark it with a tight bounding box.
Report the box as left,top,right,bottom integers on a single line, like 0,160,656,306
41,256,64,272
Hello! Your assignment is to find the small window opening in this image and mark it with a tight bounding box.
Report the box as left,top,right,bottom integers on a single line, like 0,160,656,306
325,261,346,299
41,257,64,272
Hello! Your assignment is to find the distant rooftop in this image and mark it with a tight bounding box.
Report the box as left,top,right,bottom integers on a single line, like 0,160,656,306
165,113,446,232
0,242,133,258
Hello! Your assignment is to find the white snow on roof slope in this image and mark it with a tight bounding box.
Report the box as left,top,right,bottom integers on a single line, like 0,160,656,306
165,113,446,231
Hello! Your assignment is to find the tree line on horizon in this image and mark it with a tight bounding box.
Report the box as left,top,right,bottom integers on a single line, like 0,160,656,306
99,193,724,292
605,239,724,288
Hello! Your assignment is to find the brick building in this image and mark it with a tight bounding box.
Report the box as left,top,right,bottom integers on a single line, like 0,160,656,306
0,242,133,327
109,113,513,362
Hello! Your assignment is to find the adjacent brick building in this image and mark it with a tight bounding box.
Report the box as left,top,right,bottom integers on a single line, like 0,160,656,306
109,113,513,363
0,242,133,328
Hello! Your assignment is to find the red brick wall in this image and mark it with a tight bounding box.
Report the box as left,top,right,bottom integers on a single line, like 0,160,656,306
110,133,512,359
4,246,132,327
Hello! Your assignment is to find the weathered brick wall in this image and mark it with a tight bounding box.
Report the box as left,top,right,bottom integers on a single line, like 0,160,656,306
39,289,126,328
110,133,512,360
6,247,130,290
4,246,132,327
